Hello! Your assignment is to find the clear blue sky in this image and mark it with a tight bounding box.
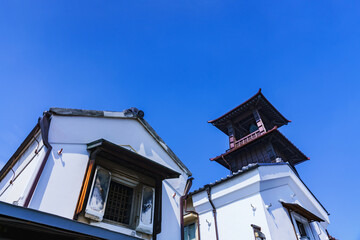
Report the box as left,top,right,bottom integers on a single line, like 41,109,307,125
0,1,359,239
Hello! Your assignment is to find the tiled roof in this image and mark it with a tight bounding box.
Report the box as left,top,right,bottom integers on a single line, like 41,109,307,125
189,163,288,196
210,128,309,166
208,89,290,135
188,162,329,215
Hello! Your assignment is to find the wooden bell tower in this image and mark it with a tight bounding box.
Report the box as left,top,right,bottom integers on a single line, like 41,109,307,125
209,89,309,173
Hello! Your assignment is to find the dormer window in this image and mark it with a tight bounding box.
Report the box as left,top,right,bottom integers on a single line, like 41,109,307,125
74,139,180,238
84,166,155,234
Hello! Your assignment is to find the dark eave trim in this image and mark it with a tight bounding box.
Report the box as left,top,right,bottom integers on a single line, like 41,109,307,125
50,108,105,117
137,117,192,176
208,89,290,125
87,139,181,180
210,127,309,164
0,201,137,240
281,202,325,222
0,124,40,182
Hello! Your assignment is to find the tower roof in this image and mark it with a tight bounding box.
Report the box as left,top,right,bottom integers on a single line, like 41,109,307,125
210,127,309,168
208,89,290,135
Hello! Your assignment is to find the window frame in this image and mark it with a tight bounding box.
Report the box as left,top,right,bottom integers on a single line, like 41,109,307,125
84,166,112,221
102,175,138,228
74,139,181,238
290,212,315,240
184,222,197,240
251,224,266,240
84,163,156,234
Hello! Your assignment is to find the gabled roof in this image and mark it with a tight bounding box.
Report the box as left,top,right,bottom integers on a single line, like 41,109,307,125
208,89,290,135
0,107,192,182
50,107,192,176
210,127,309,167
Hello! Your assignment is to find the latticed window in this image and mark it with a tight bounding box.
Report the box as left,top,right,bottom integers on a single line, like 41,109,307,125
84,166,155,234
104,181,134,225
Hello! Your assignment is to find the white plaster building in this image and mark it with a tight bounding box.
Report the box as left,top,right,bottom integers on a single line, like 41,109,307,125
0,107,191,240
0,90,335,240
183,90,334,240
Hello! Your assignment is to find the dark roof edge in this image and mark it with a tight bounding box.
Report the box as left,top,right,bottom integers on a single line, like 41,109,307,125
208,89,290,124
49,107,192,176
286,163,330,215
188,163,263,196
0,201,137,240
0,124,41,182
138,118,192,176
281,202,324,222
210,128,309,163
87,138,181,179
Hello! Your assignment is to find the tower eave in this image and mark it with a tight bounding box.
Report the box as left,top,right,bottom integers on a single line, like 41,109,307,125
210,128,309,169
208,89,290,136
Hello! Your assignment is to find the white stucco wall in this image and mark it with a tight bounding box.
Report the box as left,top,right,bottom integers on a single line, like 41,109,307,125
29,143,90,218
0,114,189,240
191,164,330,240
258,165,329,240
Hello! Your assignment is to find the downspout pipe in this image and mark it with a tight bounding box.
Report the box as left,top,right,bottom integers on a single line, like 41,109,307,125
181,177,201,240
206,185,219,240
24,112,52,207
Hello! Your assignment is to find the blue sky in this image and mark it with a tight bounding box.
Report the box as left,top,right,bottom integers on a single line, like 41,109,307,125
0,1,359,239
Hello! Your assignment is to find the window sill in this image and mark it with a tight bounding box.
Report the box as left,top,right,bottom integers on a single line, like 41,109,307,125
90,221,151,240
77,215,151,240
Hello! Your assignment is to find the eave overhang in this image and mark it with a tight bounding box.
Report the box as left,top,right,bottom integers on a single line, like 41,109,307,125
281,202,325,222
87,139,181,180
208,89,290,135
211,127,309,168
0,201,137,240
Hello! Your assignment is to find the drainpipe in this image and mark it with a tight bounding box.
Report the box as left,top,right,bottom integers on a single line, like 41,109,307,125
181,177,201,240
206,185,219,240
24,112,52,207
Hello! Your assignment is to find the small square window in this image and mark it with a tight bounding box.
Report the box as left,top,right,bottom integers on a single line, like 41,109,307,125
104,181,134,225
